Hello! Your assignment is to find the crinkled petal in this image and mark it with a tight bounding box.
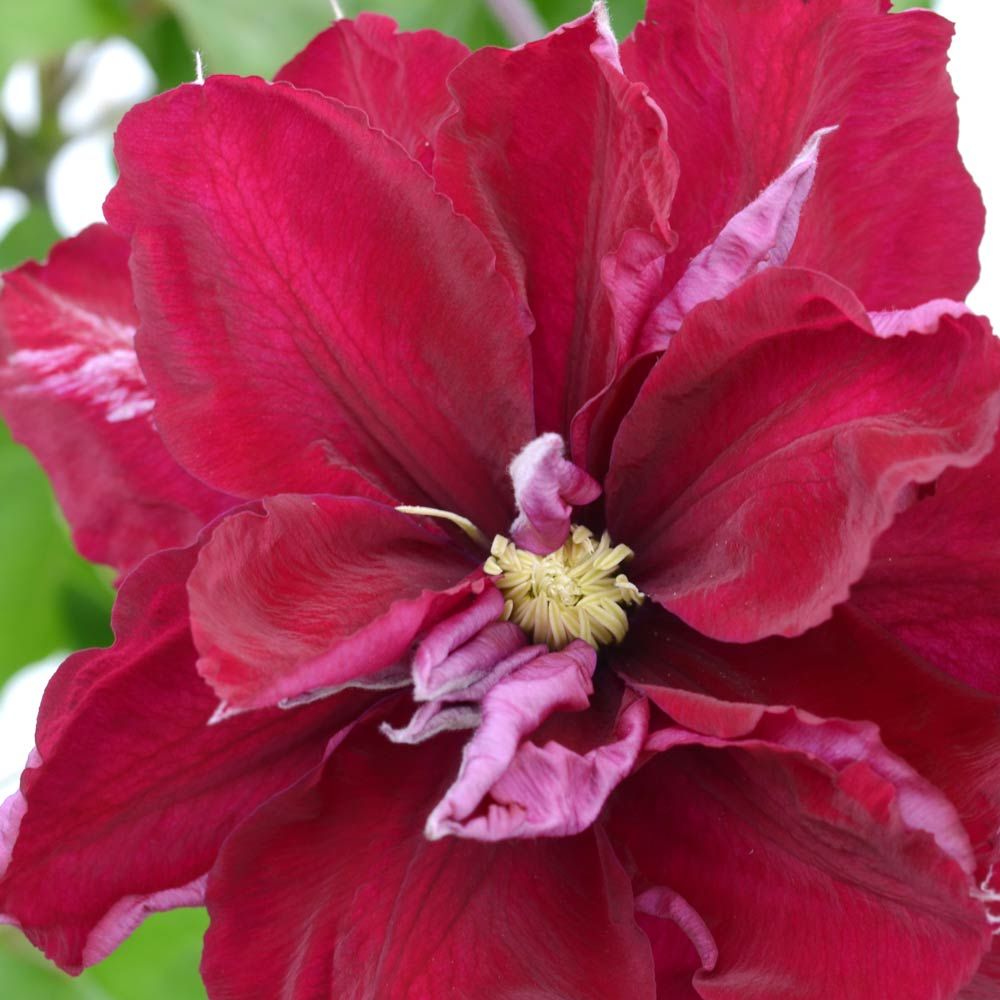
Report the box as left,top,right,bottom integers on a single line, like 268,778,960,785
276,13,467,168
434,10,677,436
623,0,984,309
203,718,656,1000
640,127,835,349
852,436,1000,694
0,539,377,973
607,268,1000,641
0,225,232,572
105,76,534,534
188,495,484,716
508,432,601,554
615,602,1000,886
608,700,991,999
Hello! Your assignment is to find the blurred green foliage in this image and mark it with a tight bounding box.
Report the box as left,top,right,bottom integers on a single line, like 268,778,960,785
0,0,937,995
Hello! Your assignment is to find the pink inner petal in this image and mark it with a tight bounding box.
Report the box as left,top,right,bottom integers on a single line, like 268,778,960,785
509,433,601,554
641,127,836,351
635,885,719,973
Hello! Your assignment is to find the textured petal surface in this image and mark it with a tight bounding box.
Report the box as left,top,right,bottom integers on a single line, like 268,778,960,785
276,13,468,168
0,225,232,572
203,718,656,1000
426,644,648,841
608,727,990,1000
434,11,677,435
615,603,1000,887
188,496,482,715
622,0,984,309
105,76,534,533
852,438,1000,694
606,269,1000,641
0,538,376,973
640,127,834,348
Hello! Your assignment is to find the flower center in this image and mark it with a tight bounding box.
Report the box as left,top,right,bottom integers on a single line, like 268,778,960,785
484,525,643,650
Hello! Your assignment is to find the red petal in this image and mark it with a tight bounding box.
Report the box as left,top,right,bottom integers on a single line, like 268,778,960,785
622,0,983,309
434,11,677,436
615,603,1000,888
608,726,990,999
203,718,655,999
0,225,232,572
188,495,483,715
276,13,467,169
852,438,1000,694
606,268,1000,641
105,76,534,534
0,535,375,973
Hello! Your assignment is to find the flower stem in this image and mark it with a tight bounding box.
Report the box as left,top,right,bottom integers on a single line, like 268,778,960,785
484,0,547,45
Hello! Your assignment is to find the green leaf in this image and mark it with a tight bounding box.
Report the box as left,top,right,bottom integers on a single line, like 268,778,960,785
0,201,61,271
0,421,113,683
0,909,209,1000
158,0,336,77
0,0,125,78
891,0,935,9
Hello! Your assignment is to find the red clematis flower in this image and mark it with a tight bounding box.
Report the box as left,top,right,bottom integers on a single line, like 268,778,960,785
2,2,1000,997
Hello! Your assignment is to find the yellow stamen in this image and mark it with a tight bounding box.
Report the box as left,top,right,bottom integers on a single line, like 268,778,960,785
395,506,489,548
483,525,643,650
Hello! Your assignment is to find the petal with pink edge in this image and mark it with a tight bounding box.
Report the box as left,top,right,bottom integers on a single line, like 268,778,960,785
0,225,233,572
623,0,983,309
203,719,656,1000
188,495,484,715
105,76,534,534
607,710,991,999
276,13,468,168
614,602,1000,887
434,10,677,436
640,127,836,350
852,436,1000,694
607,268,1000,641
0,539,378,973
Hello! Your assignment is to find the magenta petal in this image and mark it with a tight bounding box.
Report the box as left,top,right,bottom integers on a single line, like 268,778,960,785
607,268,1000,641
623,0,984,309
508,433,601,554
0,225,232,572
105,76,534,533
203,720,656,999
434,10,677,436
608,731,990,999
188,495,482,715
0,541,376,973
852,437,1000,694
641,127,835,349
276,12,468,168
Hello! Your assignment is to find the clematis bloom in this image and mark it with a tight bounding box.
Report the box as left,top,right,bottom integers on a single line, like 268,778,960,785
2,2,1000,998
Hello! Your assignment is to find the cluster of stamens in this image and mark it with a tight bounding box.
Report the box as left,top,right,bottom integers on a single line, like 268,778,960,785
484,525,643,650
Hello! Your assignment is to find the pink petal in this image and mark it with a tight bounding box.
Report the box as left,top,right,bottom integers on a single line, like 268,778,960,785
105,76,534,535
852,435,1000,694
608,698,991,998
640,127,836,350
203,719,655,1000
868,298,971,338
0,539,377,973
188,495,484,715
508,432,601,554
276,13,468,169
0,225,232,572
623,0,983,309
413,620,532,703
424,641,596,840
434,10,677,436
606,268,1000,641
